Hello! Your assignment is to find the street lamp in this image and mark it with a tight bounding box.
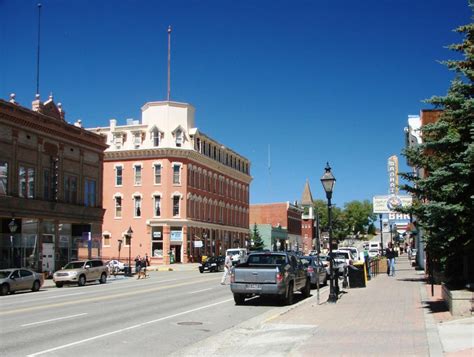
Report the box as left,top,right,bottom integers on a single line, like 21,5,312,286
117,239,123,262
8,218,18,267
320,162,337,303
126,226,133,277
379,214,384,255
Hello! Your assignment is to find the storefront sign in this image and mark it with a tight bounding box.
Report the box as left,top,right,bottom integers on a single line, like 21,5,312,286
193,241,203,248
373,195,412,214
170,230,182,241
388,155,399,195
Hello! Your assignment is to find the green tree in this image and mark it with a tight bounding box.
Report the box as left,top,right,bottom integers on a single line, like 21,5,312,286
249,224,265,251
400,12,474,285
342,200,377,238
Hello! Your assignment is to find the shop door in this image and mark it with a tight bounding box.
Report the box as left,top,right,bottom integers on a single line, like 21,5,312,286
42,243,55,272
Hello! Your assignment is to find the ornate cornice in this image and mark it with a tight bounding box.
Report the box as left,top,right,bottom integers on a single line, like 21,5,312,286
104,148,252,183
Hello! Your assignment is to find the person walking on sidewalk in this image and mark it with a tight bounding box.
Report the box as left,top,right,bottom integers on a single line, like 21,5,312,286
385,242,396,276
221,252,233,285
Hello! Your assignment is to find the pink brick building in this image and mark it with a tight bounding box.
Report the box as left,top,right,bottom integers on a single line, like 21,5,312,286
89,101,251,265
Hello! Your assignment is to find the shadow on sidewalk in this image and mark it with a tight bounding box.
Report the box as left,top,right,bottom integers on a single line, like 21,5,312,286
422,299,449,314
396,277,426,283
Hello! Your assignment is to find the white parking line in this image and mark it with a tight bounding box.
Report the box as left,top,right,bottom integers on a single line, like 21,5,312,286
27,298,233,356
187,288,212,294
21,313,88,327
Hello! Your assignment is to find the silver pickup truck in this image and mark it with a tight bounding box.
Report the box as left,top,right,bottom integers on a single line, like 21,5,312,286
230,251,310,305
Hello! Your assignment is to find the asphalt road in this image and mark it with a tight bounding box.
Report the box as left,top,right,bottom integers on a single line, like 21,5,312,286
0,270,284,357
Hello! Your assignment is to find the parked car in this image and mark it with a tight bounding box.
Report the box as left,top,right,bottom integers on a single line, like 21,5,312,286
338,247,359,261
230,251,310,305
318,254,331,276
106,260,126,275
0,268,44,296
198,256,225,273
300,256,327,288
328,250,352,276
53,259,108,287
368,249,380,258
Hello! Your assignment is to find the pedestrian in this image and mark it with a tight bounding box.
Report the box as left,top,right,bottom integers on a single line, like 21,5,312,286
221,251,233,285
135,255,142,278
142,254,150,277
385,242,396,276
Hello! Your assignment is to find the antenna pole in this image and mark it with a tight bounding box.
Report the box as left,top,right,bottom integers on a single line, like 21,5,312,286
36,3,42,97
167,25,171,101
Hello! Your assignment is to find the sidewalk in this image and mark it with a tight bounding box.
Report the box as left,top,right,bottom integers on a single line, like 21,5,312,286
175,255,473,356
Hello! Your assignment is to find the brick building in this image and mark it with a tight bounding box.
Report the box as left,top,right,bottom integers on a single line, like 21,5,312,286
88,100,251,265
249,202,303,252
0,94,107,272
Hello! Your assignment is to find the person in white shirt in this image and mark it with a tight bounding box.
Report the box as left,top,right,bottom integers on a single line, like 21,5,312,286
221,252,233,285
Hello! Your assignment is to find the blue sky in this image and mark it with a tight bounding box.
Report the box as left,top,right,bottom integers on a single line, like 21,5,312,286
1,0,471,207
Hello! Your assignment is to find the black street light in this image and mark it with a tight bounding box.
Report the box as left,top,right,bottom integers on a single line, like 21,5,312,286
379,214,384,256
126,226,133,277
8,218,18,268
320,162,337,303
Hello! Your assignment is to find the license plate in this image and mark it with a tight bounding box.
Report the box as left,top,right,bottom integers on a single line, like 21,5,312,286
204,267,209,270
246,284,261,290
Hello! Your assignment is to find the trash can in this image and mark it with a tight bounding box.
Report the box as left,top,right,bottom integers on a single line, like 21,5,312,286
348,263,366,288
123,266,132,276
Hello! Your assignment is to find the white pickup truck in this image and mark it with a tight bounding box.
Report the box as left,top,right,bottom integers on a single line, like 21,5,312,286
226,248,248,265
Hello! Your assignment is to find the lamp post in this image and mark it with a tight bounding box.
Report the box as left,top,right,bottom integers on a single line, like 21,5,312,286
320,162,337,303
117,239,123,262
126,226,133,277
379,214,384,255
390,223,393,245
8,218,18,268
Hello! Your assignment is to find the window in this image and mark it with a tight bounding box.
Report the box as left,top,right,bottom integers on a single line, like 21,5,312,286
154,164,162,184
115,166,123,186
19,166,35,198
173,164,181,184
113,133,123,149
175,129,183,147
115,196,122,218
154,195,161,217
134,165,142,185
64,175,78,204
173,196,180,216
133,132,142,148
0,161,7,195
84,179,96,207
151,128,160,147
103,234,110,246
43,169,51,200
134,196,142,217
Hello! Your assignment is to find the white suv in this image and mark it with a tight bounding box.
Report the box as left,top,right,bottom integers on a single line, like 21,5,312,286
53,260,108,287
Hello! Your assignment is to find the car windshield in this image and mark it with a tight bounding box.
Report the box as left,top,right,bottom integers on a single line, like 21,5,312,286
330,252,350,260
227,250,241,256
207,257,218,263
63,262,86,269
247,254,286,265
0,270,12,278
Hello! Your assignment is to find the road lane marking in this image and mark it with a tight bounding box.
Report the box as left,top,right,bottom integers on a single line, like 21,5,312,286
187,288,212,294
0,276,219,316
27,298,233,357
21,313,88,327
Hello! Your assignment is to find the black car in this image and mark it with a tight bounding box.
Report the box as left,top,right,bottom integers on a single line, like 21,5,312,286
199,256,225,273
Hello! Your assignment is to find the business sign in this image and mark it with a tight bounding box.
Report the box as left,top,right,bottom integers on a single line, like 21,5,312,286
388,155,399,195
193,241,203,248
170,230,182,241
153,231,161,239
373,195,412,214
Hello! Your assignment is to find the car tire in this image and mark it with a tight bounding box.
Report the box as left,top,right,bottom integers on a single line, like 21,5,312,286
78,275,86,286
199,269,203,273
32,280,41,292
99,273,107,284
55,282,63,288
282,282,294,305
0,284,9,296
301,279,311,298
233,293,245,305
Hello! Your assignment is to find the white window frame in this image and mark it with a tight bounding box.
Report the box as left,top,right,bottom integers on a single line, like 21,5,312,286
115,164,123,186
114,194,123,218
172,162,182,185
134,163,143,186
133,193,143,218
153,162,162,185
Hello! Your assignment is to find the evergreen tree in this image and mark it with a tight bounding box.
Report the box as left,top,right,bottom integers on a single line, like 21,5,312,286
250,224,265,251
401,11,474,285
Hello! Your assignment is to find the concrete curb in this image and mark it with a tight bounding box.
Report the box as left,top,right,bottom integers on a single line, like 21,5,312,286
419,279,444,357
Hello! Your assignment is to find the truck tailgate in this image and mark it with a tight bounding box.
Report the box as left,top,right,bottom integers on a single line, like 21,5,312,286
234,266,278,284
